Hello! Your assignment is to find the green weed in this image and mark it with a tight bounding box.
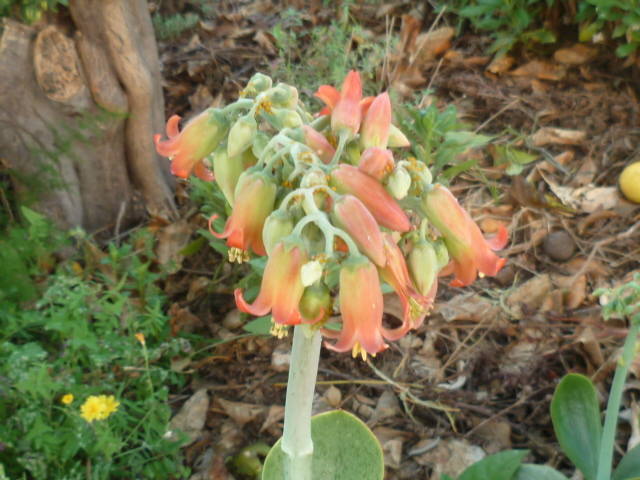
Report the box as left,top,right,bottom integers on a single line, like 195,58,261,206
0,216,194,479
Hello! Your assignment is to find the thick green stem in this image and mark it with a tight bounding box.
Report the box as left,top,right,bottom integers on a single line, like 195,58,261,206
596,322,640,480
281,325,322,480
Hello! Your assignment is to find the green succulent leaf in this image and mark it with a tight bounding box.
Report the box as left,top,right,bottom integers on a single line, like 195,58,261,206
551,374,602,480
262,410,384,480
457,450,528,480
612,443,640,480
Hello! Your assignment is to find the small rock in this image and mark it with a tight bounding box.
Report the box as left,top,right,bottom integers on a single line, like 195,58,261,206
544,231,576,261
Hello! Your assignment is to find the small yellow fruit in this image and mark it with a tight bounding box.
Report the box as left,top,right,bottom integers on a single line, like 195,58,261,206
619,162,640,204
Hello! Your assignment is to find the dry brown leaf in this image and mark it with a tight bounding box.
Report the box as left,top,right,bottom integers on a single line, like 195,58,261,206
259,405,285,433
187,276,212,302
188,84,215,112
486,55,515,76
373,427,408,470
570,155,597,187
271,342,291,372
506,274,552,318
156,219,192,270
436,293,499,322
169,389,210,444
369,390,401,423
577,326,605,369
254,30,276,53
531,127,586,147
510,60,566,81
507,175,549,208
471,419,512,453
411,27,456,64
169,303,205,336
554,43,598,65
217,398,266,427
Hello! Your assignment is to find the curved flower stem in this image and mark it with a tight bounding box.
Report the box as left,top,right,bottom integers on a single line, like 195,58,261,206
596,321,640,480
330,131,349,166
281,325,322,480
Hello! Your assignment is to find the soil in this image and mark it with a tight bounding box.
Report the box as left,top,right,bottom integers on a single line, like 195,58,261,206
154,1,640,478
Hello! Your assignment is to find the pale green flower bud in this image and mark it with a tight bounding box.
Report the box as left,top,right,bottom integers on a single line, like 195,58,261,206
213,144,244,206
248,73,272,93
408,240,438,296
261,108,303,130
387,124,410,148
301,169,328,188
270,83,299,109
385,166,411,200
299,282,332,323
228,115,257,158
251,132,271,158
262,209,295,256
433,238,449,270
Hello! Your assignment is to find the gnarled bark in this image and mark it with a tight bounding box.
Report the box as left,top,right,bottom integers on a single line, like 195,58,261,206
0,0,175,234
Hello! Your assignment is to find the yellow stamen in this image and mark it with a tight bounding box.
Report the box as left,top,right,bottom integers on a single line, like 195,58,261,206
270,321,289,339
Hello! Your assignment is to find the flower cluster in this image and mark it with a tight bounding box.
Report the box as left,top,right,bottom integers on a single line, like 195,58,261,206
80,395,120,423
155,71,508,359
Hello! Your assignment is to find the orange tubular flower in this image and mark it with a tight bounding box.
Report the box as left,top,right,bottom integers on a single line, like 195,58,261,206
331,194,386,266
209,171,277,260
324,256,387,359
315,71,374,141
235,238,308,325
154,109,227,181
422,184,508,287
302,125,336,164
359,92,391,149
378,234,434,340
329,164,410,232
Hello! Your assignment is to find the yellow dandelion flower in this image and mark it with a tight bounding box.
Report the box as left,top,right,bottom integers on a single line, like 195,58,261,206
135,332,146,346
80,396,104,423
61,394,74,405
99,395,120,418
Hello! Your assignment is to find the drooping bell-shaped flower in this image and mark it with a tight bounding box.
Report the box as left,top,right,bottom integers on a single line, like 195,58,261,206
235,237,307,325
422,184,508,287
378,234,434,339
331,194,386,266
209,170,277,260
324,256,387,359
315,70,367,141
154,109,228,181
359,92,391,150
358,147,394,182
302,126,336,164
329,164,410,232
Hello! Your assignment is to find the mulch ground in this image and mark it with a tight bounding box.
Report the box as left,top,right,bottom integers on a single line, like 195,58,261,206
153,1,640,478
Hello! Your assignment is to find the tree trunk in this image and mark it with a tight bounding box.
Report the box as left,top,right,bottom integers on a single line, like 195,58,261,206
0,0,175,235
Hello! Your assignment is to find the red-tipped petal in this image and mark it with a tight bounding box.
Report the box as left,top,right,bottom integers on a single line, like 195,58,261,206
166,115,181,138
360,96,375,117
340,70,362,104
485,224,509,251
315,85,340,109
234,288,272,317
194,160,215,181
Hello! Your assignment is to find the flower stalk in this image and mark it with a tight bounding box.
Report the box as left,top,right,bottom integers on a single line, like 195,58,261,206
281,325,322,480
596,321,640,480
